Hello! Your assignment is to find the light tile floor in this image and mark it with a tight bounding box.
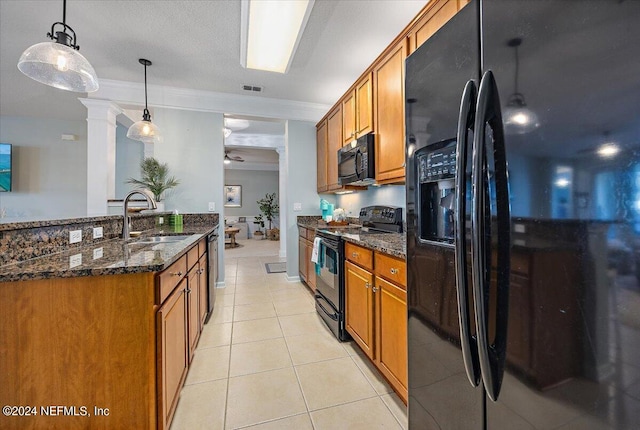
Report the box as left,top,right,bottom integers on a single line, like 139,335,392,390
170,249,408,430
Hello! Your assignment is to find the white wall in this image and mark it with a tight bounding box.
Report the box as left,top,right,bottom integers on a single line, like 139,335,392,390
335,185,406,220
152,108,226,281
115,123,144,199
152,108,224,213
285,120,322,278
0,116,87,222
224,169,279,220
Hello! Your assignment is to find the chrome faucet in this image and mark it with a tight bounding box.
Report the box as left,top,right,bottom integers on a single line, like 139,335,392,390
122,188,157,239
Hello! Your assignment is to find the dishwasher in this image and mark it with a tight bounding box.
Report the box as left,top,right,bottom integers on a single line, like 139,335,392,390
205,229,219,323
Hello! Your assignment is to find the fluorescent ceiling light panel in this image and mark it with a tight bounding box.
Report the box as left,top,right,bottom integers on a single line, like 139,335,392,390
241,0,314,74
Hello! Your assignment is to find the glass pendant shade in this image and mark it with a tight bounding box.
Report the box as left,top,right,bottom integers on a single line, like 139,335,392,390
127,118,160,143
18,41,99,92
127,59,160,143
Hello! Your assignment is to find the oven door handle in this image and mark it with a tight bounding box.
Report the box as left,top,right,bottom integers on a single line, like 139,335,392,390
315,293,339,321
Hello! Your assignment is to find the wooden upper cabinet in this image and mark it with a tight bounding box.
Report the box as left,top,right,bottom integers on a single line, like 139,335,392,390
374,40,407,184
327,105,343,190
356,73,373,138
316,119,328,193
342,91,356,145
343,73,373,145
408,0,463,54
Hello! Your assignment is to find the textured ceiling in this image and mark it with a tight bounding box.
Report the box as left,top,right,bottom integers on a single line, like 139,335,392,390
0,0,427,121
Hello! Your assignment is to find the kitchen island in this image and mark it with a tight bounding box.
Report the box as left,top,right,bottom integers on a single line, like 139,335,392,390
0,213,218,430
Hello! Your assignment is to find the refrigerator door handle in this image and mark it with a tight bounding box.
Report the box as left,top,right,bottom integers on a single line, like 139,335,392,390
471,70,511,402
455,79,481,387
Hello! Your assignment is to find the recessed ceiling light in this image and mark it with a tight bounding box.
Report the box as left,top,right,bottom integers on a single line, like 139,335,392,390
240,0,315,74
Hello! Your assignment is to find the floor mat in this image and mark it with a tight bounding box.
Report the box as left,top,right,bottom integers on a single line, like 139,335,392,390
265,262,286,274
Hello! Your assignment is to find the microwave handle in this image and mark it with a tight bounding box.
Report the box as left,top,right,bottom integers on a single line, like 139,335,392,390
355,149,363,179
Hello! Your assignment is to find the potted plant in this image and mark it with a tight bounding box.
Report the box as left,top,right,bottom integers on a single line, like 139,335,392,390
257,192,279,240
252,215,265,240
126,157,179,211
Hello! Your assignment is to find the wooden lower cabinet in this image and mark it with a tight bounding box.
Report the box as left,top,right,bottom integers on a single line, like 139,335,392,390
0,238,211,430
198,254,208,327
299,236,308,284
375,276,408,402
298,226,316,291
344,244,408,403
345,260,375,359
187,265,201,363
158,278,189,430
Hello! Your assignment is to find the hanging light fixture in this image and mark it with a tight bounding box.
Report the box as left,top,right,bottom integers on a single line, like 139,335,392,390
503,38,539,135
127,59,160,143
18,0,99,92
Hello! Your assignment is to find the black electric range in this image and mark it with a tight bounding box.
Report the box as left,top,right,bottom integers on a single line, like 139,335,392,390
314,206,403,341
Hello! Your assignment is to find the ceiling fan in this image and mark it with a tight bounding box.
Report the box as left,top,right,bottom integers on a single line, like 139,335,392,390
224,150,245,164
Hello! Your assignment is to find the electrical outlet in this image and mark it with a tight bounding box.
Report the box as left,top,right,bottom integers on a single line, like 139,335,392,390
293,203,302,211
514,223,526,233
208,202,215,212
69,230,82,244
69,253,82,268
93,227,103,239
93,247,103,260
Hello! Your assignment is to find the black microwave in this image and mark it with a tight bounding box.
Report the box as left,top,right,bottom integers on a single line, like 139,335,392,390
338,133,375,186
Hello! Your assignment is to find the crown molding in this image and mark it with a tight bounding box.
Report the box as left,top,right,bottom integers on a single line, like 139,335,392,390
89,79,330,123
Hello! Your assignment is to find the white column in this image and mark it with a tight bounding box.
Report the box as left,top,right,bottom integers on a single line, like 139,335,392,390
276,146,287,258
79,99,122,216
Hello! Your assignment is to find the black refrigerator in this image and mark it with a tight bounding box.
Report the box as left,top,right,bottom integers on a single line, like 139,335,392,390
406,0,640,428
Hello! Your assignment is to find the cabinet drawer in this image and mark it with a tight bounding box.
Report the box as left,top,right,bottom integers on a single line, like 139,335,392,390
299,226,307,238
198,238,206,258
375,252,406,288
346,242,373,271
187,244,199,270
158,255,187,304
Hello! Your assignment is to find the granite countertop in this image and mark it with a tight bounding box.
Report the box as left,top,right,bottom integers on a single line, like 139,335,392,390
341,233,406,259
0,224,218,283
297,216,406,259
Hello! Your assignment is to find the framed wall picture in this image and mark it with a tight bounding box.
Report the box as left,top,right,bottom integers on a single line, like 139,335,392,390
224,185,242,207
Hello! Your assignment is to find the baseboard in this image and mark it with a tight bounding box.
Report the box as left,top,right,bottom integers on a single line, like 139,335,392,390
215,281,226,287
286,275,301,282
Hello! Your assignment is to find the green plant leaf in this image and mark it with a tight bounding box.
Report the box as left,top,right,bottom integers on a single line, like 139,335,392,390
126,157,180,201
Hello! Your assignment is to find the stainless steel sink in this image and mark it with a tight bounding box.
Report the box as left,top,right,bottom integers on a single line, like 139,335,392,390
131,235,189,244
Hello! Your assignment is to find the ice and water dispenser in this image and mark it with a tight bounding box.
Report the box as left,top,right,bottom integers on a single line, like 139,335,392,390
416,139,458,244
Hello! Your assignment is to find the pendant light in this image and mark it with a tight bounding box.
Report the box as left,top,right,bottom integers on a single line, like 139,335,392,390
127,59,160,143
503,38,539,135
17,0,98,93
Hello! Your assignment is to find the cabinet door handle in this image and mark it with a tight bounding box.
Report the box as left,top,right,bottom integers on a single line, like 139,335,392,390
372,285,378,293
171,271,183,277
390,268,398,275
364,282,370,289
